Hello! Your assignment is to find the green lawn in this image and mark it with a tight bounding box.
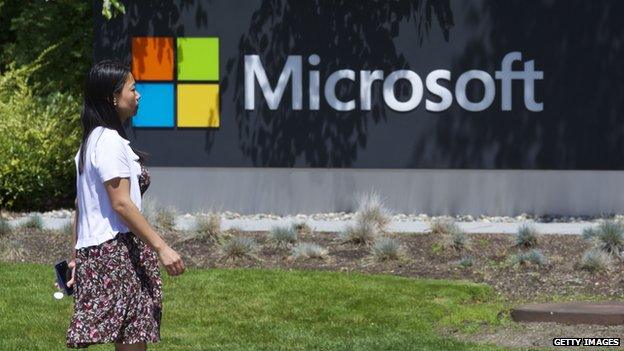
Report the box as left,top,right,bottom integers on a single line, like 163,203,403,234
0,263,514,350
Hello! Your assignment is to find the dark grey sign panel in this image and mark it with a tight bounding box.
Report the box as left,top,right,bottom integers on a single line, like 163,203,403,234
94,0,624,169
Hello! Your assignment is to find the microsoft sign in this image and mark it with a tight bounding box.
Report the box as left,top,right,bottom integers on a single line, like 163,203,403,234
245,52,543,112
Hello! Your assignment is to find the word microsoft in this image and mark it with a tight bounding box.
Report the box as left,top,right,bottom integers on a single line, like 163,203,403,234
245,52,543,112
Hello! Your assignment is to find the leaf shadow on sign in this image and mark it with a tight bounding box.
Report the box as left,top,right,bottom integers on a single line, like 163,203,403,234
222,0,454,167
98,0,219,156
408,0,624,170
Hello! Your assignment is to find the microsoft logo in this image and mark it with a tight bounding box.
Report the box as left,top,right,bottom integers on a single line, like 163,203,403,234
131,36,220,128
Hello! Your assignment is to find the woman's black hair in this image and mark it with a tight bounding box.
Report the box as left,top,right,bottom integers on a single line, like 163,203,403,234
78,59,148,174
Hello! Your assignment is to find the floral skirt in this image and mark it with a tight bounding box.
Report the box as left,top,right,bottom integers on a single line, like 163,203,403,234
66,232,162,348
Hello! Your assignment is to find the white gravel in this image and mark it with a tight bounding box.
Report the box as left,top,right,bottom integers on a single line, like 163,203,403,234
1,209,620,234
2,208,621,222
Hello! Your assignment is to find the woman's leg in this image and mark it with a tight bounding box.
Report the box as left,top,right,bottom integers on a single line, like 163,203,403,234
115,342,147,351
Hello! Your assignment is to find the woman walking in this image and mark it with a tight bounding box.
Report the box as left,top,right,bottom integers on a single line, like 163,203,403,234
65,60,185,350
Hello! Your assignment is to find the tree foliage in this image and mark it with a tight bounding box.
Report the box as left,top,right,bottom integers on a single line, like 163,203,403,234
0,49,81,210
0,1,121,210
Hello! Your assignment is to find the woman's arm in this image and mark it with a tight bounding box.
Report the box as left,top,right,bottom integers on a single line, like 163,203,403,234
71,198,78,260
67,198,78,288
104,177,185,276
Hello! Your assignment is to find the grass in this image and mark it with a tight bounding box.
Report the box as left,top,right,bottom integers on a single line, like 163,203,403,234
0,263,511,350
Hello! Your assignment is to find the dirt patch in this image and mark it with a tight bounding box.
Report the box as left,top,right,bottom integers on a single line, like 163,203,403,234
3,228,624,349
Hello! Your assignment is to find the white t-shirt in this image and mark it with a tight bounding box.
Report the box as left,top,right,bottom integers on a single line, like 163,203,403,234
74,126,142,249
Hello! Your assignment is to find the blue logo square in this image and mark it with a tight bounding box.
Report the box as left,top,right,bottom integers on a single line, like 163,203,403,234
132,83,174,127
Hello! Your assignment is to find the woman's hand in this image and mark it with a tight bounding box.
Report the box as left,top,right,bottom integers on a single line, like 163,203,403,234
66,259,77,288
157,245,185,276
54,259,76,289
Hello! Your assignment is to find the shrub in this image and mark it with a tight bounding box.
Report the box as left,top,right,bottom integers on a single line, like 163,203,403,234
193,213,221,240
0,219,11,238
583,220,624,255
21,215,43,230
341,221,378,245
354,192,391,233
221,236,257,260
580,249,612,272
371,237,402,261
269,225,298,246
0,57,81,210
511,249,548,267
292,243,328,260
515,224,539,248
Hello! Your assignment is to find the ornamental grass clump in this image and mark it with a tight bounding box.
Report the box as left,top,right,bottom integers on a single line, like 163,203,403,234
0,219,11,238
429,218,458,236
511,249,548,267
57,222,73,236
141,197,158,223
0,239,26,262
341,220,377,245
221,236,257,260
154,206,177,231
580,248,612,272
354,192,391,233
371,237,402,261
292,222,313,236
581,227,598,241
21,215,43,230
457,256,474,268
269,225,298,247
582,220,624,256
292,242,328,260
515,223,539,248
193,212,221,241
440,225,471,252
342,192,392,245
225,226,244,237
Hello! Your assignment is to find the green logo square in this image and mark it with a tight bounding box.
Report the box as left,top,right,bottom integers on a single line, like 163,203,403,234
177,37,219,81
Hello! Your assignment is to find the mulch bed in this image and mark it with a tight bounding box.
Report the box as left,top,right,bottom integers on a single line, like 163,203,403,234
2,228,623,301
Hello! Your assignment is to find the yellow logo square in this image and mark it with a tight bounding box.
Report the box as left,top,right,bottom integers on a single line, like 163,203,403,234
177,84,220,128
